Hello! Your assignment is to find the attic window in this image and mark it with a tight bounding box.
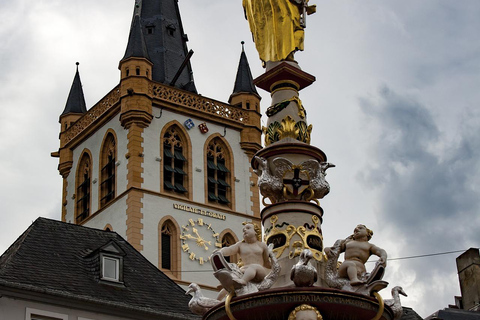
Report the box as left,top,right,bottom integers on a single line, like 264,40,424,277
166,24,176,36
146,26,154,34
101,254,122,282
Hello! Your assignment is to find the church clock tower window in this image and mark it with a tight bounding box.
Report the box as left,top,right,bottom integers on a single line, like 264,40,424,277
207,139,231,205
100,133,116,208
76,152,92,223
162,126,187,194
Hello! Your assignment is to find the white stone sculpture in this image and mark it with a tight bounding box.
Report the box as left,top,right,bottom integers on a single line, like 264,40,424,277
254,156,285,204
324,225,388,295
210,222,280,298
185,283,221,315
290,249,317,287
385,286,407,320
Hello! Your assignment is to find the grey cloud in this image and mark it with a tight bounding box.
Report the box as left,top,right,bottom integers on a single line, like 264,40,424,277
359,86,480,251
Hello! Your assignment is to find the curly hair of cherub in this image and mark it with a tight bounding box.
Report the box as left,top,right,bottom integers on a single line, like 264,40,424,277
242,221,261,241
287,304,323,320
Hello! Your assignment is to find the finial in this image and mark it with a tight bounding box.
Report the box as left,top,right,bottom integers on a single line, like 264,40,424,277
76,62,79,72
241,41,245,52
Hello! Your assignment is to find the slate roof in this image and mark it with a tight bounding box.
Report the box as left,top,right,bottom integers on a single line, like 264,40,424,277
400,307,422,320
123,13,150,61
0,217,199,320
122,0,196,93
427,308,480,320
231,42,259,98
61,63,87,115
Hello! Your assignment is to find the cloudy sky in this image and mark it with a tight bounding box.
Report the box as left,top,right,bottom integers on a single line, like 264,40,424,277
1,0,479,317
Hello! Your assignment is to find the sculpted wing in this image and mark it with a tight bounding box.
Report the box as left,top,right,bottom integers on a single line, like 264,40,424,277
272,157,294,180
300,159,320,178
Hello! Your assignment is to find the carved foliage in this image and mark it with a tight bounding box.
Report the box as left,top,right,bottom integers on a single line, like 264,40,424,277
263,116,312,146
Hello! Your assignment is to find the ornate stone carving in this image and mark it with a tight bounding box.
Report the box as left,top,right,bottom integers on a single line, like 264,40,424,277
63,87,121,144
290,249,318,287
324,225,388,296
186,283,221,315
385,286,408,320
150,83,249,124
254,156,285,205
263,116,312,146
257,157,333,203
265,215,324,261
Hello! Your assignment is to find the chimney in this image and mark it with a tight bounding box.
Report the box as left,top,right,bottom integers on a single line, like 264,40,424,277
456,248,480,311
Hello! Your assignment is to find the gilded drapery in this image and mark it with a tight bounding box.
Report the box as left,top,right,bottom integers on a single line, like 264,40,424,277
243,0,305,63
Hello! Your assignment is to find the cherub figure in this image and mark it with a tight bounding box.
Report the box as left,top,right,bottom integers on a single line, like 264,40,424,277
325,224,387,285
217,222,271,286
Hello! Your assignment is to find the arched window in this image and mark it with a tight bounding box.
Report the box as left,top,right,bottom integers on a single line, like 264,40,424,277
159,218,180,278
76,152,92,223
162,126,187,194
207,138,231,205
161,223,172,270
100,133,116,208
222,233,237,263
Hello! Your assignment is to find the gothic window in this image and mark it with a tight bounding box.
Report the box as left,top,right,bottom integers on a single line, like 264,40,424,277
76,152,91,223
159,219,179,278
161,224,172,270
163,127,187,194
100,133,116,208
207,139,231,205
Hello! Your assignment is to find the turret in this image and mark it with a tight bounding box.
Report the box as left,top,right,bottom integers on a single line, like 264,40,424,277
230,42,262,156
59,62,87,133
119,11,154,129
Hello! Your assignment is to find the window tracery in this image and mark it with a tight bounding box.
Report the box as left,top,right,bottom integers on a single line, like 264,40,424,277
76,152,91,223
100,133,116,208
163,127,187,194
207,139,231,205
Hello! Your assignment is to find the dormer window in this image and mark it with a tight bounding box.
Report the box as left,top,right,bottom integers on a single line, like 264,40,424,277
101,254,120,281
98,242,125,284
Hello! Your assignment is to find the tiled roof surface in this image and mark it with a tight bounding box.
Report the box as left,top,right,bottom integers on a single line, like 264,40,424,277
0,218,199,319
401,307,423,320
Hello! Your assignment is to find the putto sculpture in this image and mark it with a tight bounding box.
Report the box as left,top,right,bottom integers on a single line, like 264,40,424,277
324,224,388,295
242,0,317,64
209,222,280,299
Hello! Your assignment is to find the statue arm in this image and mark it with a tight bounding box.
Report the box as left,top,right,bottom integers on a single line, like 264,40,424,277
370,244,387,267
262,242,272,268
219,242,240,257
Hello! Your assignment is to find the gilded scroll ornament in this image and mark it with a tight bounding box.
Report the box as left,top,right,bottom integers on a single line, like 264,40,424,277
265,215,325,261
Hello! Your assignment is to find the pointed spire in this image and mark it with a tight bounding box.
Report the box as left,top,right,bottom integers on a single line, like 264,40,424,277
61,62,87,115
121,0,196,92
122,7,150,61
232,42,258,96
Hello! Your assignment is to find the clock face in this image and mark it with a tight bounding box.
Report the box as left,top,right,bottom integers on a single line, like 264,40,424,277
180,218,222,265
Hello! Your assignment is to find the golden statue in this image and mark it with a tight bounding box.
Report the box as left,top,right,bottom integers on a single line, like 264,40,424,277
242,0,316,63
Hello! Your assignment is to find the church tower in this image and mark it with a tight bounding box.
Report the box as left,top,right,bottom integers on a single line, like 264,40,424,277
53,0,261,296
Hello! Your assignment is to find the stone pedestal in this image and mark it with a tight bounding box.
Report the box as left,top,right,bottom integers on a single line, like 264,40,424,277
204,288,393,320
